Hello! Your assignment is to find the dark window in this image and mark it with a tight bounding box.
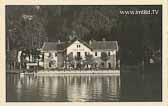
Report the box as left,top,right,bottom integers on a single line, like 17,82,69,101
108,63,111,69
55,53,57,57
95,52,97,56
101,62,104,66
108,51,111,56
77,52,81,57
85,52,87,56
49,52,52,57
49,62,52,67
77,45,80,48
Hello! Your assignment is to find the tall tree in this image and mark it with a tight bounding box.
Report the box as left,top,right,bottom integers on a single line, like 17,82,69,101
84,54,94,69
100,52,110,68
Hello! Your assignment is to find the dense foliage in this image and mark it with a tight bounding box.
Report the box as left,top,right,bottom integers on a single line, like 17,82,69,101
6,5,162,65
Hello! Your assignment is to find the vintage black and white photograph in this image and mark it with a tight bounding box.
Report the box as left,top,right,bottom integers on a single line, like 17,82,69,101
6,5,162,102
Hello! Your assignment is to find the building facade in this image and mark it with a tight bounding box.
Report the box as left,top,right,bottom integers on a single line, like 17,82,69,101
42,38,119,70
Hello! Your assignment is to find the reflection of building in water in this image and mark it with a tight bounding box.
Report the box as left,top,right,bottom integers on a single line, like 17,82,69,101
65,75,120,101
66,76,89,102
107,76,120,99
80,77,89,100
51,77,58,94
12,75,120,102
90,77,103,100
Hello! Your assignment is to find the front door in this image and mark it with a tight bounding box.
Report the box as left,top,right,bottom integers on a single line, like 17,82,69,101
108,63,111,69
77,52,81,57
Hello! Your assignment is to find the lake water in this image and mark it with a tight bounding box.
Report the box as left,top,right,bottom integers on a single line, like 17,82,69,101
6,66,162,102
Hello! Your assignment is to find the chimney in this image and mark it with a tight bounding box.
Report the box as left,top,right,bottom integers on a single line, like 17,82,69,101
89,40,92,45
58,40,61,44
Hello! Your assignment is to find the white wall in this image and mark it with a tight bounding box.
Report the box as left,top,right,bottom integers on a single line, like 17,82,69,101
44,51,58,68
66,40,92,59
66,40,117,59
44,51,57,60
92,50,116,58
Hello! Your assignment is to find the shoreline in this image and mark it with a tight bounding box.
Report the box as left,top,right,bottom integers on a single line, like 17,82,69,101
37,70,120,75
7,70,120,75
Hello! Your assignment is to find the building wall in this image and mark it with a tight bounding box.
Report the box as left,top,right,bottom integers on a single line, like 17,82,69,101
44,51,58,69
93,50,117,69
66,40,118,69
92,50,116,58
66,40,92,59
57,51,64,69
42,41,118,69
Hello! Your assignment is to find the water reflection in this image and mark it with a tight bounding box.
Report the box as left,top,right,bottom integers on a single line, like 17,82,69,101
6,74,120,102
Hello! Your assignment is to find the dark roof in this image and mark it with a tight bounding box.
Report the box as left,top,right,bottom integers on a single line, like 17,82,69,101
42,42,67,51
90,41,118,51
42,40,118,51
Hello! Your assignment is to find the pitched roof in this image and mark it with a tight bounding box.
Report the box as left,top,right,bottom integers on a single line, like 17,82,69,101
42,42,67,51
65,38,93,50
42,40,118,51
90,41,118,51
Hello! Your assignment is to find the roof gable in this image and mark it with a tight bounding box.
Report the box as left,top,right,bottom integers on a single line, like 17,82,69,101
65,39,92,50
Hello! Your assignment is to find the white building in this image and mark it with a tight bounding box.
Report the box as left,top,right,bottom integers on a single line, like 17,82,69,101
42,38,119,70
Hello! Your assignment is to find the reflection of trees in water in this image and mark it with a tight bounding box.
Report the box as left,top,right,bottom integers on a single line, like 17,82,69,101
8,75,120,101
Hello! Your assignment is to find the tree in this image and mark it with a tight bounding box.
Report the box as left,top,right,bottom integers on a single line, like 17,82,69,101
84,54,94,69
6,6,48,50
66,53,75,69
100,52,109,68
31,49,41,62
20,49,30,69
6,5,162,66
74,55,82,69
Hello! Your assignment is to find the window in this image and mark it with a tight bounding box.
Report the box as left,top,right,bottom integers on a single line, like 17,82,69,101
108,63,111,69
108,51,111,56
101,62,104,67
85,52,87,56
77,52,81,57
49,61,52,67
55,53,57,57
95,52,97,56
48,52,52,57
77,45,81,48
